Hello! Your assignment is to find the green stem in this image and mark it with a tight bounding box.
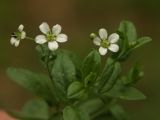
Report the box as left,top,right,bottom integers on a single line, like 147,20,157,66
45,50,59,103
46,51,53,81
26,36,34,41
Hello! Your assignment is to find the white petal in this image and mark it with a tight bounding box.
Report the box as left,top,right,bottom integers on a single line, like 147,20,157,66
108,44,119,52
18,24,24,32
99,47,108,56
52,24,62,35
93,37,101,46
99,28,108,40
14,40,20,47
56,34,68,43
35,35,47,44
39,22,50,34
10,37,16,44
10,37,17,45
21,31,26,39
48,41,59,51
108,33,119,43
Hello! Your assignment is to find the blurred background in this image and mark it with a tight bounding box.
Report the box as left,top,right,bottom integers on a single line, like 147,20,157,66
0,0,160,119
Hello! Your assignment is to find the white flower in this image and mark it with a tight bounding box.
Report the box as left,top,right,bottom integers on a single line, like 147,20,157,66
35,22,68,51
91,28,119,56
10,24,26,47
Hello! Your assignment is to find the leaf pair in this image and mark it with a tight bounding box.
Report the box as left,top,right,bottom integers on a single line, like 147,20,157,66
113,21,152,61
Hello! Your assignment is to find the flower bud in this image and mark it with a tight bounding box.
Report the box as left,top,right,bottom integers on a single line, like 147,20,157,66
90,33,97,39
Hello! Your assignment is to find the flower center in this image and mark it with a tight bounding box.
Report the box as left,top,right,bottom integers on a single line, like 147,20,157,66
12,32,21,40
100,40,110,48
46,33,56,41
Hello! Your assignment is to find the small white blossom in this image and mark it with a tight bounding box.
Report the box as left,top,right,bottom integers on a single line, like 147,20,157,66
91,28,119,56
35,22,68,51
10,24,26,47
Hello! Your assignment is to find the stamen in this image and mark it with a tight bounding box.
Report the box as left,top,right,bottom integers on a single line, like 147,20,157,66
101,40,110,48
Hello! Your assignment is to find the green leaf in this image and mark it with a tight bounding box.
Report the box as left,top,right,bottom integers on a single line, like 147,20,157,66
118,20,137,43
63,106,90,120
97,58,114,90
112,21,137,61
119,87,146,100
132,37,152,49
113,21,152,61
78,98,104,115
110,105,128,120
52,51,76,86
104,80,146,100
22,99,49,119
61,50,81,71
122,64,144,85
82,50,101,79
84,72,97,87
8,99,49,120
6,67,56,102
51,51,76,99
58,49,82,80
67,81,85,99
99,61,121,93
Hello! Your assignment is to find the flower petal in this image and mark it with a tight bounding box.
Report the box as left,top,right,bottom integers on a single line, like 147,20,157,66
10,37,17,45
99,47,108,56
93,37,101,46
14,40,20,47
56,34,68,42
21,31,26,39
99,28,108,40
18,24,24,32
108,33,119,43
35,35,47,44
39,22,50,34
52,24,62,35
48,41,59,51
108,44,119,52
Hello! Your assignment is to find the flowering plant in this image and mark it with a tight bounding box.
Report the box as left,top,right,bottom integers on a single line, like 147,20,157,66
6,20,151,120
